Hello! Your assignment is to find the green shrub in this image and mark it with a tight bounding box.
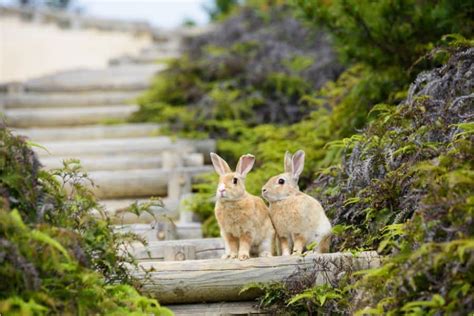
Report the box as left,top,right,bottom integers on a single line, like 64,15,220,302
295,0,473,68
0,125,171,315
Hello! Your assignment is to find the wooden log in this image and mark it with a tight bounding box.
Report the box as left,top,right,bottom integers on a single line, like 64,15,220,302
127,238,224,261
164,244,196,261
133,251,380,304
60,166,212,199
166,301,267,316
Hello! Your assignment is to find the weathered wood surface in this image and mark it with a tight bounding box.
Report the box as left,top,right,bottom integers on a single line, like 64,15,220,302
133,251,380,304
166,301,268,316
61,166,212,199
127,238,224,261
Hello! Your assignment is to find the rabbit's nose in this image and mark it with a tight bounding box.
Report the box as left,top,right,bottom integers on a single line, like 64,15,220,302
262,188,267,193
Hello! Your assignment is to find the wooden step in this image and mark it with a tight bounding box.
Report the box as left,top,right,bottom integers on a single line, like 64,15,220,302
24,64,164,92
82,166,212,198
5,105,138,127
94,197,177,224
167,301,267,316
13,123,160,141
109,51,180,65
34,137,215,158
134,251,380,304
114,222,202,242
39,153,203,171
128,238,224,261
1,91,141,108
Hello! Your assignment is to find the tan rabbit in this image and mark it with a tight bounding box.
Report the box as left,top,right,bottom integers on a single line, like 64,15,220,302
262,150,331,255
210,152,275,260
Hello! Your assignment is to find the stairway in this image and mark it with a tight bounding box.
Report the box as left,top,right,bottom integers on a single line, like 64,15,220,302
1,35,215,241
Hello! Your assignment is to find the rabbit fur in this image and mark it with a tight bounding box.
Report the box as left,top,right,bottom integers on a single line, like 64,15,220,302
211,152,275,260
262,150,331,255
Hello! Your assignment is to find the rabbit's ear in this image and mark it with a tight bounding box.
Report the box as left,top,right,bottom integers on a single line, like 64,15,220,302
236,154,255,178
284,151,293,173
291,150,305,180
210,152,232,176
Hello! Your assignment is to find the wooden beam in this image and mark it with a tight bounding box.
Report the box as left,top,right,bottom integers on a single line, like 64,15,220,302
133,251,380,304
126,238,224,261
166,301,267,316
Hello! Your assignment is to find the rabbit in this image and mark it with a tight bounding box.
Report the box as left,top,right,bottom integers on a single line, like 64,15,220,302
261,150,332,255
210,152,275,260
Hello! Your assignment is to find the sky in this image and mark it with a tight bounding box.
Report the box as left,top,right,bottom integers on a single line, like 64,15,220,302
0,0,211,28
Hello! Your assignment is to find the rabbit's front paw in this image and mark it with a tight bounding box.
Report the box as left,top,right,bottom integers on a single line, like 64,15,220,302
259,251,272,257
238,253,250,261
221,253,238,259
292,250,303,256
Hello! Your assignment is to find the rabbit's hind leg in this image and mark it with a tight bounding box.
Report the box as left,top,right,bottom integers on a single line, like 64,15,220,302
292,233,306,255
258,236,273,257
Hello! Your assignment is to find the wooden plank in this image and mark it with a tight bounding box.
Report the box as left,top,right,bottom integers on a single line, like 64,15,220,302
166,301,268,316
133,251,380,304
127,238,224,261
164,244,196,261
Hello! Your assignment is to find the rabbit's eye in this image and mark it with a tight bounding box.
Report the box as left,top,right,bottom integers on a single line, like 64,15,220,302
278,178,285,185
233,178,238,184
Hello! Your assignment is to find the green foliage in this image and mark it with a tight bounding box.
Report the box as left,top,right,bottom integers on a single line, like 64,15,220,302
205,0,240,21
0,126,171,315
241,262,354,314
308,47,474,313
294,0,473,68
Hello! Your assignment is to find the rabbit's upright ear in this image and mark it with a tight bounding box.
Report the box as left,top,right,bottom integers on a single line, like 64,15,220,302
235,154,255,178
210,152,232,176
291,150,305,181
284,151,293,173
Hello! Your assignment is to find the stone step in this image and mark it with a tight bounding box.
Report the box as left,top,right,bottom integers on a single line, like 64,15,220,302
5,105,138,127
13,123,160,141
82,166,212,198
39,152,204,171
34,137,215,159
1,91,141,108
24,64,164,92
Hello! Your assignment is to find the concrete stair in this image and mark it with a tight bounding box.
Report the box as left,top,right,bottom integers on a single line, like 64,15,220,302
2,36,214,242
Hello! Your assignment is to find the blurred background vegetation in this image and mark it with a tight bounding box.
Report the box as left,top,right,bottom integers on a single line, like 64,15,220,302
131,0,473,314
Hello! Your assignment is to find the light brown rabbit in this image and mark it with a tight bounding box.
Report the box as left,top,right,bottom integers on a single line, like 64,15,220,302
211,152,275,260
262,150,331,255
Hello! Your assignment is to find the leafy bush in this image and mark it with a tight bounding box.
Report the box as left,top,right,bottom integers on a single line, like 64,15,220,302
0,126,171,315
295,0,473,68
204,0,240,20
131,4,343,135
312,47,474,314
